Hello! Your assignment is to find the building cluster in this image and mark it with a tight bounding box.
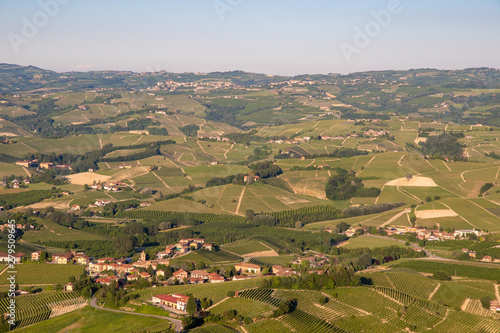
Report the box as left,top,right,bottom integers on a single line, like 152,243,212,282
0,252,25,263
90,181,129,192
15,160,72,171
198,135,230,142
88,200,113,208
31,250,90,265
363,129,388,137
152,80,241,93
156,238,214,259
384,227,481,241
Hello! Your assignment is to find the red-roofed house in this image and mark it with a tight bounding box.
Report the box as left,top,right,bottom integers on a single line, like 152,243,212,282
151,294,191,311
173,269,189,279
235,263,261,274
208,273,225,283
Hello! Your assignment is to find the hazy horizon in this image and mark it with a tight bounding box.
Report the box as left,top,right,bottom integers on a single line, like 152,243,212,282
1,0,500,75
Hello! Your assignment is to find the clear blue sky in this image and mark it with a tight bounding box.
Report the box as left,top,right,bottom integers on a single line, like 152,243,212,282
1,0,499,75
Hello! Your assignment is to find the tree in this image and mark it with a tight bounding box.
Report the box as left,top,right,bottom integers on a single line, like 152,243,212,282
186,296,197,315
159,222,171,230
481,296,492,309
69,276,76,283
433,270,451,281
83,184,89,191
40,251,48,261
336,221,350,233
295,220,303,229
405,173,413,181
245,209,255,221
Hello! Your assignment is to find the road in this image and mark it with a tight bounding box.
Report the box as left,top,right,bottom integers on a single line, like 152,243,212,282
379,208,411,228
90,298,182,332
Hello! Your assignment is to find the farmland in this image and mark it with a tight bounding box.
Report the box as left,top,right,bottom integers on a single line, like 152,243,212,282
0,263,85,285
1,66,500,331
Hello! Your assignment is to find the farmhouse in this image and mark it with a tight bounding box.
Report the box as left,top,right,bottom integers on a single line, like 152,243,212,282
173,269,189,279
482,256,493,262
208,272,225,283
454,230,480,239
235,263,261,274
31,251,41,261
152,294,191,311
52,253,73,264
272,265,296,277
190,270,210,280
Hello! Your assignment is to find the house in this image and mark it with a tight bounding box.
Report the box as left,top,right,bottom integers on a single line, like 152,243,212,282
39,162,53,169
156,269,165,277
10,253,25,264
208,273,225,283
76,256,90,265
202,243,214,251
64,283,74,292
188,277,205,284
454,229,479,239
52,253,73,264
127,274,140,281
490,300,500,312
31,251,42,261
95,277,117,286
482,256,493,262
190,270,209,280
0,252,9,262
272,265,296,277
173,269,189,280
152,294,191,311
232,275,253,281
139,272,152,280
468,251,477,258
140,202,152,207
70,205,81,211
96,257,114,263
156,250,171,259
234,263,261,274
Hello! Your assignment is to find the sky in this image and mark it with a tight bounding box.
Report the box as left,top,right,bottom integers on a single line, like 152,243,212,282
1,0,499,76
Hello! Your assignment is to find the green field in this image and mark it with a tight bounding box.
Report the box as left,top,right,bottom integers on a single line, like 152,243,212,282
17,306,173,333
341,235,408,249
0,263,85,285
210,297,276,318
222,239,273,255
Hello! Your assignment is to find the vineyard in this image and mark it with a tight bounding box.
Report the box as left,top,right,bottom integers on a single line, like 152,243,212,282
0,291,86,329
209,297,276,318
196,249,243,263
238,288,282,307
116,210,246,224
250,235,301,254
269,205,344,227
279,309,347,333
432,310,500,333
136,278,265,303
386,272,439,299
245,319,291,333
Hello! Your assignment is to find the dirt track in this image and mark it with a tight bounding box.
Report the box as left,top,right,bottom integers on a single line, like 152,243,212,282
415,209,458,219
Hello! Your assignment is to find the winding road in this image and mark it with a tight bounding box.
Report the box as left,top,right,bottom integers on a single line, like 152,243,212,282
90,298,182,332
